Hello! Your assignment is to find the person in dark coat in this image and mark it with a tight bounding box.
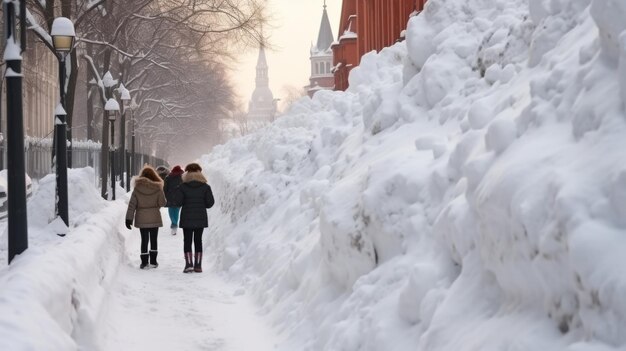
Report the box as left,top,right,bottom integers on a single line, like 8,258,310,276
172,163,215,273
164,165,184,235
125,166,166,269
156,165,170,180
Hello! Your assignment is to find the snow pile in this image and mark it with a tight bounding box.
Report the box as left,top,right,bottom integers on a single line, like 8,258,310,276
0,168,126,350
202,0,626,349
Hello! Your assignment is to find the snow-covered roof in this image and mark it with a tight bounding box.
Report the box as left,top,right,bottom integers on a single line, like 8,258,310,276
311,48,333,57
340,31,357,41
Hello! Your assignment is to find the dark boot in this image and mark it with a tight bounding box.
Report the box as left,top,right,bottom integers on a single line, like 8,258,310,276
140,253,149,269
194,252,203,273
149,250,159,268
183,252,194,273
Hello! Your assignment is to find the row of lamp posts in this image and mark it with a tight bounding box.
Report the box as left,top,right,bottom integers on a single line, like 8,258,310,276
103,75,134,201
5,4,77,259
4,4,138,262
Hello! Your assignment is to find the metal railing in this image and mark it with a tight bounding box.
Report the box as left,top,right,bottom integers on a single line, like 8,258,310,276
0,138,168,186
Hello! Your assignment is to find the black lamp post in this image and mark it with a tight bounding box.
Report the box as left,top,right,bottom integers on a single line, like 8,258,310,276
51,17,75,231
4,0,28,262
129,98,139,181
105,98,119,200
118,84,130,190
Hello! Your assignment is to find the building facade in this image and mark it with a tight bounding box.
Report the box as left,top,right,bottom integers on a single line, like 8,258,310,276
332,0,427,91
1,35,58,141
247,45,277,128
306,2,335,97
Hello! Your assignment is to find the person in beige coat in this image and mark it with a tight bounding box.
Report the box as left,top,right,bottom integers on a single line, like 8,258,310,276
126,166,167,269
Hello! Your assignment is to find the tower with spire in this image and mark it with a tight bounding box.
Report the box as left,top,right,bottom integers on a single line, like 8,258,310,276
306,0,335,97
247,43,277,127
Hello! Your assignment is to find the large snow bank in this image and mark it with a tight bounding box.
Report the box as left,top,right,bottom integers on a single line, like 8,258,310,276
203,0,626,349
0,168,126,350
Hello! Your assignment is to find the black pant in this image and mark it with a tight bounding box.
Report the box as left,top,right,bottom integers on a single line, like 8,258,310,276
183,228,204,252
140,228,159,253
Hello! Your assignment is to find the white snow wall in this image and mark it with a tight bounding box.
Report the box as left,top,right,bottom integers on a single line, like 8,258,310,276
0,168,125,350
204,0,626,350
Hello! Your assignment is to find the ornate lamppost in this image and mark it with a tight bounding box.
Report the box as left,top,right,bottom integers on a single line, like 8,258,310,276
118,84,130,190
105,98,119,200
129,98,139,181
51,17,75,230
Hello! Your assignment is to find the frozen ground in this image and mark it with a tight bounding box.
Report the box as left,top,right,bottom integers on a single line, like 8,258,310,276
97,210,278,351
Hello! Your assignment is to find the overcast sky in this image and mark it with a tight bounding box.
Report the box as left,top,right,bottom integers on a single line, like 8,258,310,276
230,0,343,111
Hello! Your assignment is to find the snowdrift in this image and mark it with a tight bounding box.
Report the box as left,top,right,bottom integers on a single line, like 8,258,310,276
203,0,626,350
0,168,126,350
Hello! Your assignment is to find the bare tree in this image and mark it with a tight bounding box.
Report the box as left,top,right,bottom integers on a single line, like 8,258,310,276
21,0,267,197
230,107,249,137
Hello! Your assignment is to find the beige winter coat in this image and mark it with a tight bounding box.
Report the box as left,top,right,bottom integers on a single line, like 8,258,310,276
126,177,166,228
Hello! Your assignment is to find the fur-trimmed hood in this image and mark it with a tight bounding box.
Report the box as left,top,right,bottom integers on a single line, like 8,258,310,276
182,171,207,184
133,176,164,195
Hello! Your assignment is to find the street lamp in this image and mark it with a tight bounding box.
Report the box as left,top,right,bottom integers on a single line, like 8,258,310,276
105,98,119,200
51,17,75,55
118,84,130,190
129,98,139,179
5,0,28,262
51,17,75,230
100,71,117,199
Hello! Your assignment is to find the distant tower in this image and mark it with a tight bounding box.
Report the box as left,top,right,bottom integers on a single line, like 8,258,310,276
306,0,335,97
247,44,277,127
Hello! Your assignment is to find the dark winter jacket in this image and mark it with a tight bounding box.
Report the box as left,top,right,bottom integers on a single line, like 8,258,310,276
172,171,215,229
156,166,170,180
164,166,184,207
126,176,166,228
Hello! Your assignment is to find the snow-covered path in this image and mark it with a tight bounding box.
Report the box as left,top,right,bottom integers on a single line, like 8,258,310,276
97,209,278,351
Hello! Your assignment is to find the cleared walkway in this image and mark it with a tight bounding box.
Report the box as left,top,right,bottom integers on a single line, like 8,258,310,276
97,209,278,351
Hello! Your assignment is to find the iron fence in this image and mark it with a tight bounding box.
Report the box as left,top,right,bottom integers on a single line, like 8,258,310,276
0,138,167,186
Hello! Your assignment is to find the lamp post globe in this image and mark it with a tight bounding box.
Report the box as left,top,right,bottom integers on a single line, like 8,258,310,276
51,17,75,58
120,85,131,103
102,71,116,90
105,98,120,119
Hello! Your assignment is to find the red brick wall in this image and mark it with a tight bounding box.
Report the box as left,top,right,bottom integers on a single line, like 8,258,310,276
334,0,426,91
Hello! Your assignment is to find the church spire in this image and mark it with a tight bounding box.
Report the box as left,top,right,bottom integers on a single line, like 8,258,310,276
255,44,268,87
307,0,335,97
315,1,334,52
255,23,269,87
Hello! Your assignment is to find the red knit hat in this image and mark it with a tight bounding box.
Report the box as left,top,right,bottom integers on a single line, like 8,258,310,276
170,165,184,176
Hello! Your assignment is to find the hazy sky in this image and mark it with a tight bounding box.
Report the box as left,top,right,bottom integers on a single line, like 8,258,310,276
230,0,343,111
